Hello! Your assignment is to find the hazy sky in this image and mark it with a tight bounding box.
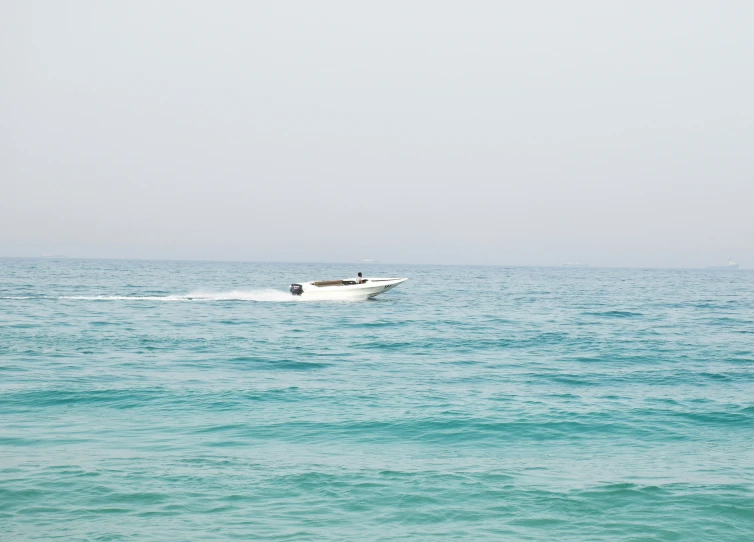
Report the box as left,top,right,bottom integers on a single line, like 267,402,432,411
2,1,752,267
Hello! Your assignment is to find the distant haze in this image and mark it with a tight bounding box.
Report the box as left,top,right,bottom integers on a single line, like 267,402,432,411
2,1,752,267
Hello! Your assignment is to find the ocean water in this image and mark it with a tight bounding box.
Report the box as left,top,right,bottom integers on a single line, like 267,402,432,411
1,258,753,541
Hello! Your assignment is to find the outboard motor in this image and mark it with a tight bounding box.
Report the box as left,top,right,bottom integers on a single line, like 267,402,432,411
290,283,303,296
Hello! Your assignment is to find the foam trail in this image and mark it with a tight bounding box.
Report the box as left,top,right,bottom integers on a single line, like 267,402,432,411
56,290,296,302
4,290,365,303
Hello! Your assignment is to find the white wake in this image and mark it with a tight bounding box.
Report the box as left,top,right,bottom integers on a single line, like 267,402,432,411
57,289,296,302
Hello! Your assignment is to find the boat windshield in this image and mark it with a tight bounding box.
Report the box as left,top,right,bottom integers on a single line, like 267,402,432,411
313,280,358,287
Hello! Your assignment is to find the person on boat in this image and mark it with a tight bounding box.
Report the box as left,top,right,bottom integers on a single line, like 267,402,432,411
357,272,366,284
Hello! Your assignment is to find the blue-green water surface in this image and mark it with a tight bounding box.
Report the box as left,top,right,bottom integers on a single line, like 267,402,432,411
1,259,753,540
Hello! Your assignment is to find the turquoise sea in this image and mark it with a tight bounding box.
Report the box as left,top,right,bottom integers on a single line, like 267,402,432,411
1,258,753,540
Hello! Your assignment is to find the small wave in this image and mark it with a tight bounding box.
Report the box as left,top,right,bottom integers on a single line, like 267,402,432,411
584,310,643,318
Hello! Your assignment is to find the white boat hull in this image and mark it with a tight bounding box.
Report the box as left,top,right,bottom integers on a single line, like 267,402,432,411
290,277,407,300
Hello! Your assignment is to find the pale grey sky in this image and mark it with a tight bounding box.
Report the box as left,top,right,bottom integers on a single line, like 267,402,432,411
2,1,752,267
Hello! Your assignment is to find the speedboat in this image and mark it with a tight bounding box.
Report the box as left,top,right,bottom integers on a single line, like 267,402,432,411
289,277,407,300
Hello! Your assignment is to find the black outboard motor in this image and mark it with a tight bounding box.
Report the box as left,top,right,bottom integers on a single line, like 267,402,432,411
290,284,303,296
